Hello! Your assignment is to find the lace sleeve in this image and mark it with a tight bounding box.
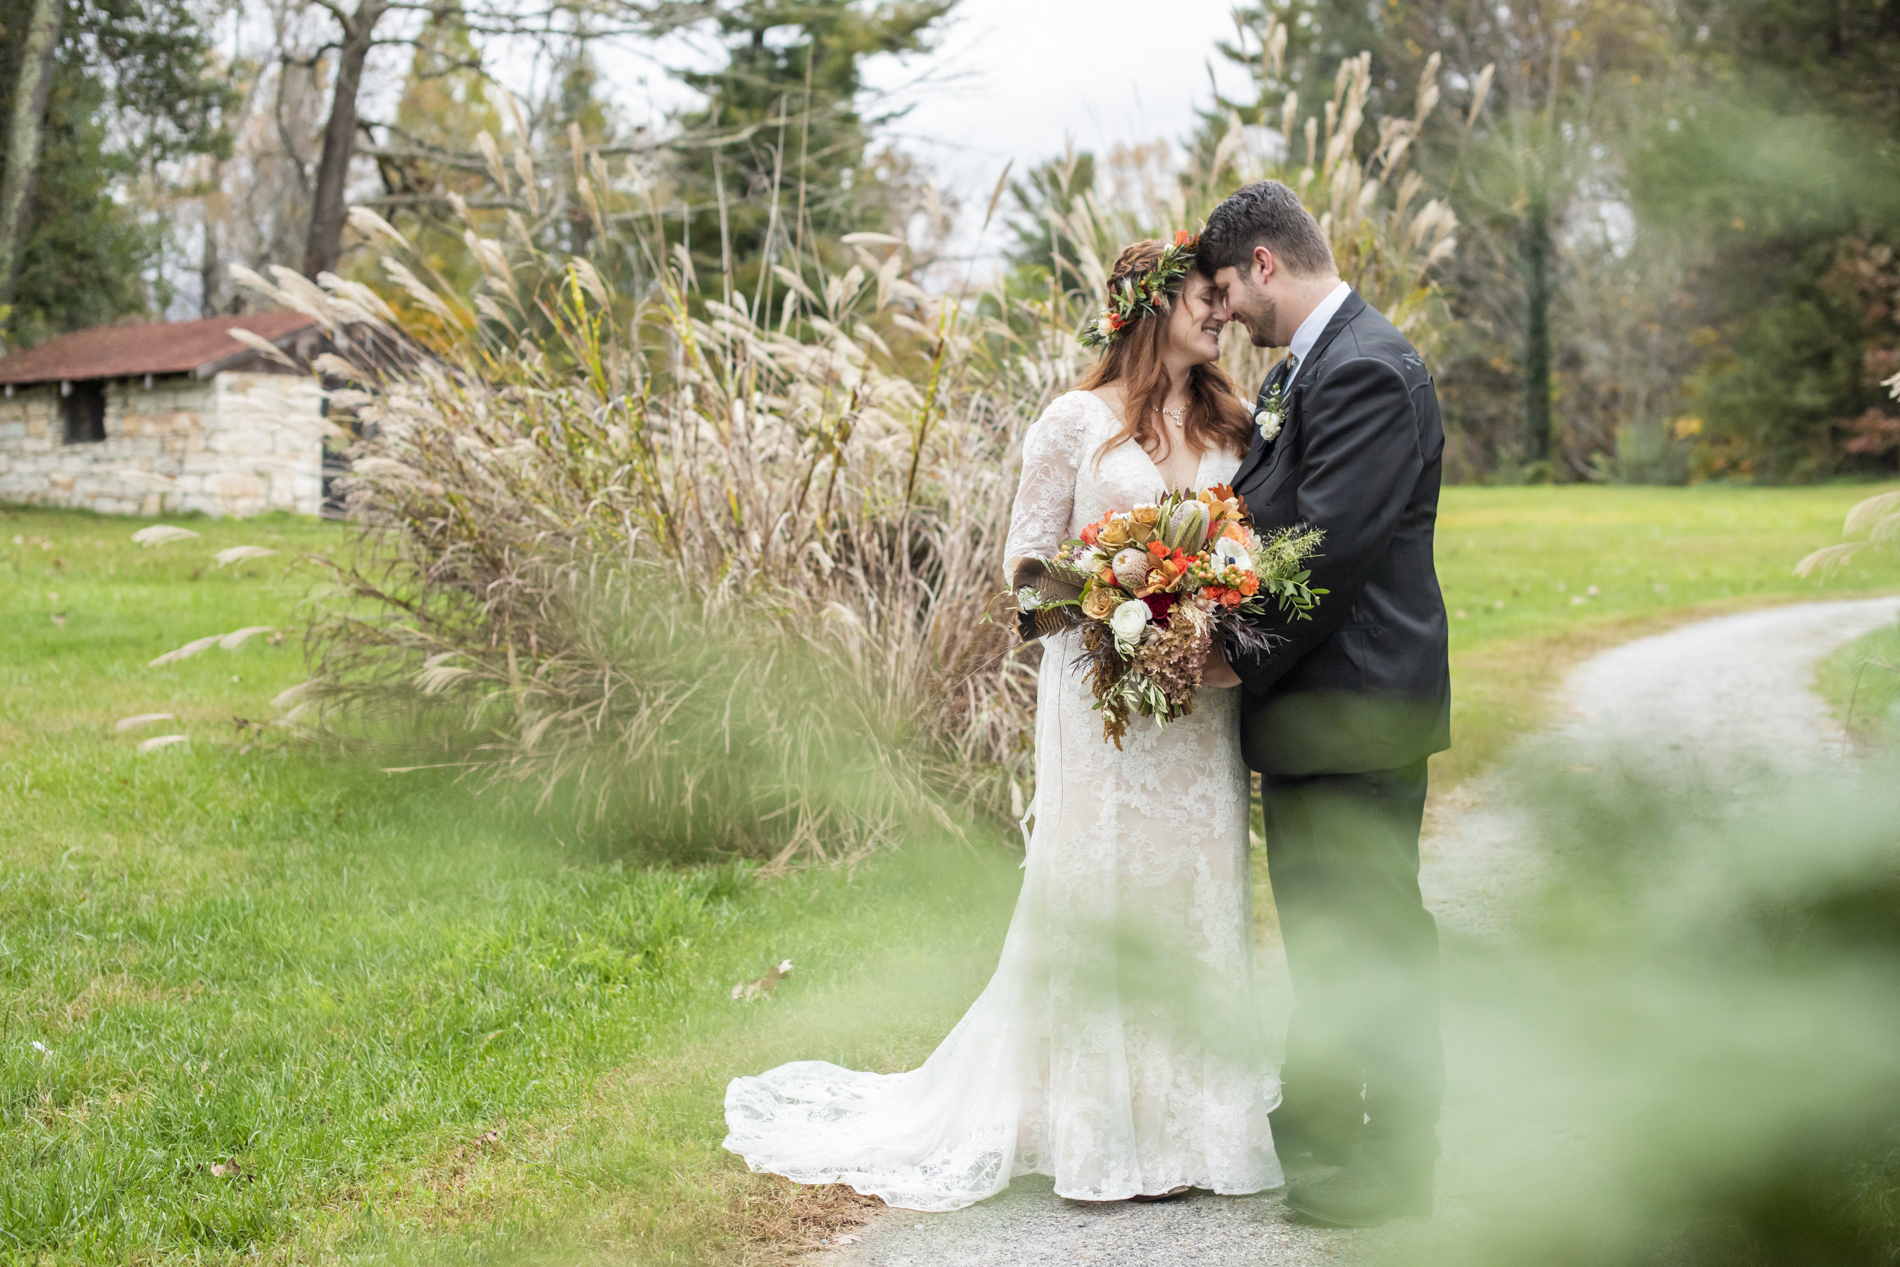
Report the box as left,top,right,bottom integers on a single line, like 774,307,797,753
1003,393,1090,582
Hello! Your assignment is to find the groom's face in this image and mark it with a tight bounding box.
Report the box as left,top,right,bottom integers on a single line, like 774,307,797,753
1211,250,1281,349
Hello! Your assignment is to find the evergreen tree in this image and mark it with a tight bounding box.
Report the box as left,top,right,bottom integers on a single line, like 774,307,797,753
668,0,952,311
0,0,231,346
1004,151,1096,279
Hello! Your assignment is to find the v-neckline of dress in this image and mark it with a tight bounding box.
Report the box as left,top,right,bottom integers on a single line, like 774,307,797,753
1079,390,1212,494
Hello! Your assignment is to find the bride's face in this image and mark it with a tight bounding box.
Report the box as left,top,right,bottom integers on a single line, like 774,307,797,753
1164,272,1231,365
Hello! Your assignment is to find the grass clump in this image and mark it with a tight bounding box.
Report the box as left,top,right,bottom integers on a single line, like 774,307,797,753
1819,620,1900,749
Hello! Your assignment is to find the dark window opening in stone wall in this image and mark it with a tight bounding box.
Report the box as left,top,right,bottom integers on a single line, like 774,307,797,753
63,381,106,444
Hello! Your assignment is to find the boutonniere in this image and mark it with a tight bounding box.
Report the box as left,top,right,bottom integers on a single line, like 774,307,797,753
1254,384,1286,443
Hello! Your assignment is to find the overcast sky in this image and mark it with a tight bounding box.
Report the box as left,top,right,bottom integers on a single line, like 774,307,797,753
864,0,1256,221
583,0,1257,262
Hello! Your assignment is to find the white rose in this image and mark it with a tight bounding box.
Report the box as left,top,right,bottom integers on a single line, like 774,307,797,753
1254,407,1283,442
1073,547,1103,574
1212,535,1255,573
1110,599,1151,647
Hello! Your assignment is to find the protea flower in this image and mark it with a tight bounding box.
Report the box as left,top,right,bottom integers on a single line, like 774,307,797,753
1163,500,1210,551
1111,547,1154,591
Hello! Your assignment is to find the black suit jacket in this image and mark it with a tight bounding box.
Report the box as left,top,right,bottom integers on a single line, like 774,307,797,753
1231,290,1451,776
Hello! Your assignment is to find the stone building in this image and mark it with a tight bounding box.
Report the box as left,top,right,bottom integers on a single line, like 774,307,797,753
0,312,333,517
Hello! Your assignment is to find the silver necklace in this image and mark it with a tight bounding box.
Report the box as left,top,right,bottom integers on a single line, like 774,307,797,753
1152,404,1186,424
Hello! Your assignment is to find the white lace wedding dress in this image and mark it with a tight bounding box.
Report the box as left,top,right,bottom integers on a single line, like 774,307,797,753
723,390,1282,1210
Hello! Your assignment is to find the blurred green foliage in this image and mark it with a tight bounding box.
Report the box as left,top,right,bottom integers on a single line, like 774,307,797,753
1212,0,1900,484
1385,758,1900,1267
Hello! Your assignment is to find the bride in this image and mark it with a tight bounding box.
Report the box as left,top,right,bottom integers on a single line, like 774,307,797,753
723,235,1282,1210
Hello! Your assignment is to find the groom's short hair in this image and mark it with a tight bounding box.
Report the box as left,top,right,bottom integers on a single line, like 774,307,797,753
1198,181,1336,278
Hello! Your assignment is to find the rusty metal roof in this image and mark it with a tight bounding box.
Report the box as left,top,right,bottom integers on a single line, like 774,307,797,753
0,312,317,386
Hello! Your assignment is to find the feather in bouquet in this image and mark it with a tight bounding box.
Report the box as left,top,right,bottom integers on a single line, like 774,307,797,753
1009,485,1324,747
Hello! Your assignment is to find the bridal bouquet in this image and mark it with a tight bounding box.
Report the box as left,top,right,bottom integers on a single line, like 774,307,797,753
1011,486,1324,747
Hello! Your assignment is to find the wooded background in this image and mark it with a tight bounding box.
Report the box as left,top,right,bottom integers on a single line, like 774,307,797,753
2,0,1898,485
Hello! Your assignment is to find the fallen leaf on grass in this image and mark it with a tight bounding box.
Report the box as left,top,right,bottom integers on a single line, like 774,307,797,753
449,1123,508,1159
50,612,66,626
732,959,794,1001
131,525,200,547
138,735,189,754
214,546,278,567
115,713,176,732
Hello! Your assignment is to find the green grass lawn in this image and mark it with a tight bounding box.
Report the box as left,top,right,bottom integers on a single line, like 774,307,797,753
0,508,1024,1264
2,484,1897,1265
1819,619,1900,749
1431,483,1900,785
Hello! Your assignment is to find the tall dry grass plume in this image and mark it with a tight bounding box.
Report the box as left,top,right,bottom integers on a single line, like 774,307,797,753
270,49,1464,865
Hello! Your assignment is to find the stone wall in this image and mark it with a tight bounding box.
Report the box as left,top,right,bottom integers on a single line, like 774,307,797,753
0,371,329,517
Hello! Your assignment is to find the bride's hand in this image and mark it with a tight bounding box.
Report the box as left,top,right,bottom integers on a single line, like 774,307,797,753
1202,641,1241,689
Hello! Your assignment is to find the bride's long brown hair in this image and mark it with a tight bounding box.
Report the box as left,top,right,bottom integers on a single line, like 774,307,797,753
1079,239,1254,474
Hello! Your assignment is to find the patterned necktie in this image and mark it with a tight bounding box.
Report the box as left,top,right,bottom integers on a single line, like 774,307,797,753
1284,352,1299,381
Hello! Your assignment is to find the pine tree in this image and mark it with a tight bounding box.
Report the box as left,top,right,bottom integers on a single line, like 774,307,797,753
668,0,952,312
0,0,231,346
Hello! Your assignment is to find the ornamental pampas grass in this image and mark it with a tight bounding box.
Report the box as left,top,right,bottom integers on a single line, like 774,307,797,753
254,52,1462,864
257,158,1042,864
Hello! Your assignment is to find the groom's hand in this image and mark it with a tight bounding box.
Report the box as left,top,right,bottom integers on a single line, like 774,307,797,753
1202,642,1242,689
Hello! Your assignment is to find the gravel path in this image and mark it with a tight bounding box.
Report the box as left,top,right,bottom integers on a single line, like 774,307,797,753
820,597,1899,1267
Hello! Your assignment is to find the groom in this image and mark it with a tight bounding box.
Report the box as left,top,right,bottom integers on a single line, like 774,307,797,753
1199,182,1451,1228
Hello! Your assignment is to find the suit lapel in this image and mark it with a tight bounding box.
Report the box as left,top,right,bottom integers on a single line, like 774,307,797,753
1234,291,1368,500
1233,357,1294,491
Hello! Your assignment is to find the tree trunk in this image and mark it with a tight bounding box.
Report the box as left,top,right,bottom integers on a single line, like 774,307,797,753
301,0,385,279
200,213,221,315
1521,187,1554,470
0,0,63,325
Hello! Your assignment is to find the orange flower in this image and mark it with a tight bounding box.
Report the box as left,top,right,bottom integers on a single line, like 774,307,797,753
1221,522,1245,543
1221,589,1246,608
1080,523,1099,546
1099,567,1117,586
1174,230,1195,247
1239,574,1259,597
1147,540,1170,560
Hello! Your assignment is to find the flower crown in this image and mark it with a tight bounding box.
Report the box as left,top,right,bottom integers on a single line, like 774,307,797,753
1077,230,1200,349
